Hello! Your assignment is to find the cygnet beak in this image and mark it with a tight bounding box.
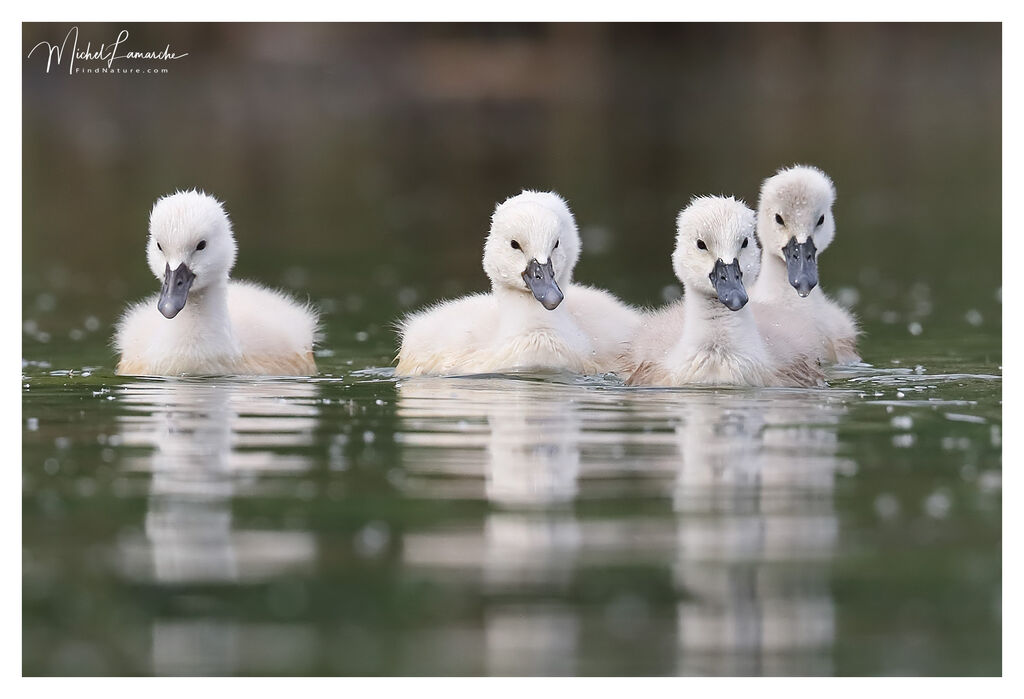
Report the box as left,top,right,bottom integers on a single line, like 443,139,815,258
522,258,564,310
709,257,748,311
158,262,196,319
784,236,818,297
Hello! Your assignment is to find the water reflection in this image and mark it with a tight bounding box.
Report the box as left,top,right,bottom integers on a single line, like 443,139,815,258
663,393,844,675
114,379,319,675
398,378,588,674
396,378,848,676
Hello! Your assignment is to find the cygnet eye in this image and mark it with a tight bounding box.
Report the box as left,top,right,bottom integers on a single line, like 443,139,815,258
775,213,785,226
696,239,707,250
196,240,207,251
741,237,749,248
816,214,825,226
156,242,162,252
554,239,559,249
511,240,521,251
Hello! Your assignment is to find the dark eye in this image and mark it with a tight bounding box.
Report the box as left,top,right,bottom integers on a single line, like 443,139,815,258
696,239,707,250
554,240,559,249
817,214,825,226
196,240,207,251
511,240,521,250
775,214,785,226
156,242,162,252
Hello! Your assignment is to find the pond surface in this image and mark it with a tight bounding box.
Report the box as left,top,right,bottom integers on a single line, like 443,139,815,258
22,23,1001,675
21,332,1001,675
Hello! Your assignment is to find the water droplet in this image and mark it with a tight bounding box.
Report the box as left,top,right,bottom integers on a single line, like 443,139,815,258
924,490,952,519
891,415,913,429
35,293,56,312
978,470,1001,493
907,322,923,336
282,266,308,288
836,286,860,308
354,521,390,558
75,478,97,498
875,493,900,519
838,459,858,477
397,286,418,307
892,434,916,448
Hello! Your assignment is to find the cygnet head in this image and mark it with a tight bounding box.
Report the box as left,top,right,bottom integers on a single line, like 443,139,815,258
146,190,237,319
757,165,836,297
483,190,580,310
672,196,760,312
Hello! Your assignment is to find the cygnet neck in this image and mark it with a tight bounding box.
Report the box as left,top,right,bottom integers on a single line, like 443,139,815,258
174,279,235,341
753,252,823,303
681,284,764,351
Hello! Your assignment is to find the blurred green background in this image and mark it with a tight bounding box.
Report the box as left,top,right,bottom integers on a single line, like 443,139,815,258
23,23,1001,358
23,23,1001,677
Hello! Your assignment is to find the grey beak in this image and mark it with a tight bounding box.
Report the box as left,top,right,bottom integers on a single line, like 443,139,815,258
709,258,748,311
784,236,818,297
158,262,195,319
522,258,564,310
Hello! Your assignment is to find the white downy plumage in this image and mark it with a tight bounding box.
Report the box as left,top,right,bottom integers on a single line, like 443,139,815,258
395,190,640,376
749,165,861,365
114,190,318,376
623,196,823,388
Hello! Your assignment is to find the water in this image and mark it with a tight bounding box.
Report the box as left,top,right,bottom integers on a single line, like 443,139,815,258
22,23,1001,675
21,341,1002,675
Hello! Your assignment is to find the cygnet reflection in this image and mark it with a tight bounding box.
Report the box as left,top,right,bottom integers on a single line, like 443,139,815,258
397,376,587,674
660,389,847,676
114,378,320,675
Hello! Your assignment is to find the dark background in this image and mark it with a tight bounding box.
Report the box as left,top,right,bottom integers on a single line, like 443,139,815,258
23,23,1001,365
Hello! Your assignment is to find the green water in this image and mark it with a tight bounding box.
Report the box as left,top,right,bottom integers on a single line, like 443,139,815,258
22,23,1001,675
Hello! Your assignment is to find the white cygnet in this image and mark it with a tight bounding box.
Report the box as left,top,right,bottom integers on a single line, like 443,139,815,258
395,190,640,376
624,195,824,388
750,165,861,364
114,190,318,376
